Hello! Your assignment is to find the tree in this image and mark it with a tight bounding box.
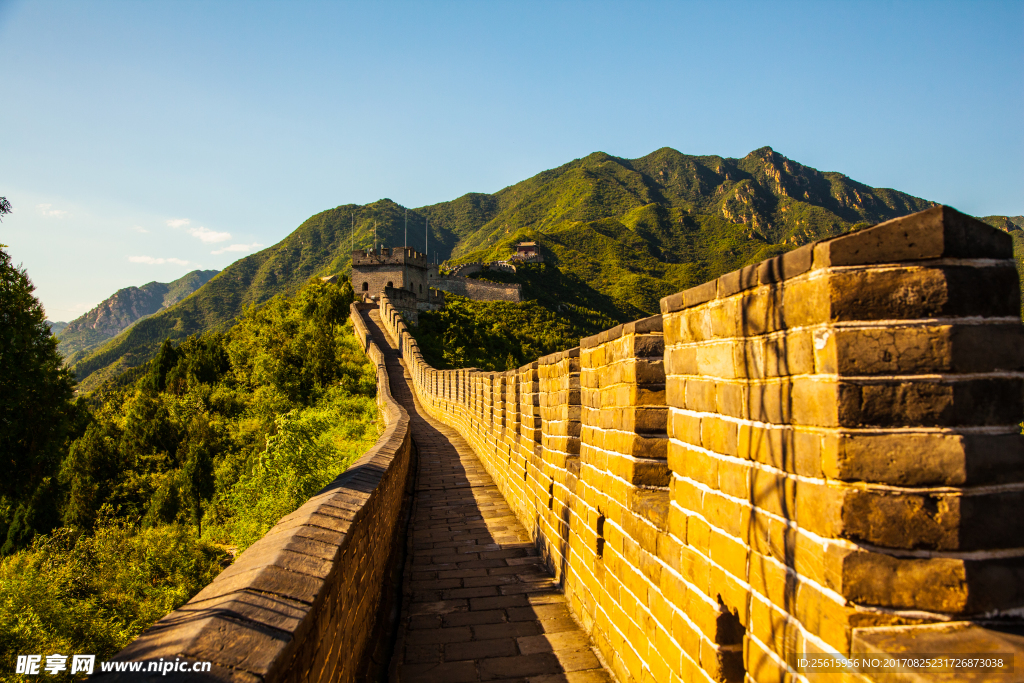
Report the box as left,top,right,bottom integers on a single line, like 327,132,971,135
0,244,78,552
0,196,11,250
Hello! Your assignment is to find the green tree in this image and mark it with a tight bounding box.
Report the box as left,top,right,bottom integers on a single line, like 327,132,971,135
0,245,77,552
147,338,179,392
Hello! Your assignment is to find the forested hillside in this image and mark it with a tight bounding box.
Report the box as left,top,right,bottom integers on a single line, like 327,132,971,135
0,260,379,671
72,146,942,390
57,269,218,366
437,146,936,313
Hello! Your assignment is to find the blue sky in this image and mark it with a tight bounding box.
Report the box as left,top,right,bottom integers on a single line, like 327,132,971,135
1,0,1021,321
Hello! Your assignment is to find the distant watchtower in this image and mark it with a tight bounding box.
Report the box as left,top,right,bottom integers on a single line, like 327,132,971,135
515,241,537,257
351,247,435,300
512,241,543,262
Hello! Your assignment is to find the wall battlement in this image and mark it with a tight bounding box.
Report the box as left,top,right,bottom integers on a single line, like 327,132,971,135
351,246,428,268
378,206,1024,683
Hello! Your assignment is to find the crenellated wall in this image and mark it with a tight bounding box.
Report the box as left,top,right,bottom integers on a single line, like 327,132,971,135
432,273,523,302
99,303,415,682
378,206,1024,683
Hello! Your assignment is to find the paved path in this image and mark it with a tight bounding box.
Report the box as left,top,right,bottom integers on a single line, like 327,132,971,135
365,311,611,683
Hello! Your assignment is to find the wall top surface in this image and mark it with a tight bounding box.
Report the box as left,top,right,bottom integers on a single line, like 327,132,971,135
660,206,1013,314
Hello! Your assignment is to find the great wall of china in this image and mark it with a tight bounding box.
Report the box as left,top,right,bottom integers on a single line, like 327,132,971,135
100,206,1024,682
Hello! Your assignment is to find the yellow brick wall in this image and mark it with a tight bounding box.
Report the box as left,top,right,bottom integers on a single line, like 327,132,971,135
378,206,1024,683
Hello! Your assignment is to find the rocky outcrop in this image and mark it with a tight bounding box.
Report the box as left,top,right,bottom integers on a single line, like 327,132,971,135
57,270,217,365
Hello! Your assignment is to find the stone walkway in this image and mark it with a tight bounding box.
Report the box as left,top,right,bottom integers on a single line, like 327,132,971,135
365,311,611,683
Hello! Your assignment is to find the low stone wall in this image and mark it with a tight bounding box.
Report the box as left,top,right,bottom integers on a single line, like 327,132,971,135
452,262,518,277
98,302,414,682
378,206,1024,683
434,274,522,302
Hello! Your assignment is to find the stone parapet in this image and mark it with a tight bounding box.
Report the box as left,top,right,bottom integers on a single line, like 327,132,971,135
371,206,1024,683
432,274,523,302
97,303,414,682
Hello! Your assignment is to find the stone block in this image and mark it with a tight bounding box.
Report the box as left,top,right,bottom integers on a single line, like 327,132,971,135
814,205,1012,266
736,289,784,337
950,323,1024,372
852,621,1024,680
697,342,739,379
837,377,1024,427
717,264,758,298
758,242,815,284
715,381,743,418
685,378,717,413
829,265,1020,322
840,487,1024,551
700,415,738,456
823,432,964,486
668,410,701,445
838,550,1023,614
684,280,718,309
709,298,740,339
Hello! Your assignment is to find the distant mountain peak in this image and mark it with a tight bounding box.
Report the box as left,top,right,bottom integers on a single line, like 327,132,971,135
57,269,218,366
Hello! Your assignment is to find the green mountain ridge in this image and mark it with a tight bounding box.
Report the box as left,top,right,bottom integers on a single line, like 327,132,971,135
73,145,991,391
57,270,219,367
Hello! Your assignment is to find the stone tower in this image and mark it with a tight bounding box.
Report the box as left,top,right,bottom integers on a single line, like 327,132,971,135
350,247,437,300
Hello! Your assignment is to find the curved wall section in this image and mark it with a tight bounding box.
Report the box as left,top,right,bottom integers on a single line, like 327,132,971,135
98,302,413,682
378,206,1024,683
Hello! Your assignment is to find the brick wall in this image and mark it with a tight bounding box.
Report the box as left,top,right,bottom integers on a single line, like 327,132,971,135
379,206,1024,683
433,274,523,302
98,302,415,682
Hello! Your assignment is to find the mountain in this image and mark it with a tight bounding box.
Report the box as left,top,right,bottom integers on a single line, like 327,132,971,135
46,321,68,336
428,147,936,313
981,215,1024,232
71,146,945,391
58,270,218,367
980,216,1024,292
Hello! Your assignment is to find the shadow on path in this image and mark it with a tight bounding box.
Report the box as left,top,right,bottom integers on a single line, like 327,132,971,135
364,310,611,683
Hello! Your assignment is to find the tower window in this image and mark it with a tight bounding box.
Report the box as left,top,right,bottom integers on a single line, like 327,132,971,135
386,281,393,288
362,282,368,291
419,284,423,293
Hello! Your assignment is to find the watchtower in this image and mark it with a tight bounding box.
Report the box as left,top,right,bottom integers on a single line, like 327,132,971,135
351,247,434,300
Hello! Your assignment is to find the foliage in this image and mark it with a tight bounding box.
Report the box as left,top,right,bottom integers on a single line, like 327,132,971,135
0,521,227,678
223,388,379,549
0,247,79,553
1,278,379,669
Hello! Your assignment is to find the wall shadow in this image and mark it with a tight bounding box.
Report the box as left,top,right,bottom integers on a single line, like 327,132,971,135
365,312,611,682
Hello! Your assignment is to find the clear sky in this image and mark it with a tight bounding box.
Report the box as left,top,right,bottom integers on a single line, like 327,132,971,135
1,0,1021,322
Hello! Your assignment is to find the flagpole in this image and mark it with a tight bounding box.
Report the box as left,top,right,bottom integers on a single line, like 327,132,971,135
405,209,408,250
